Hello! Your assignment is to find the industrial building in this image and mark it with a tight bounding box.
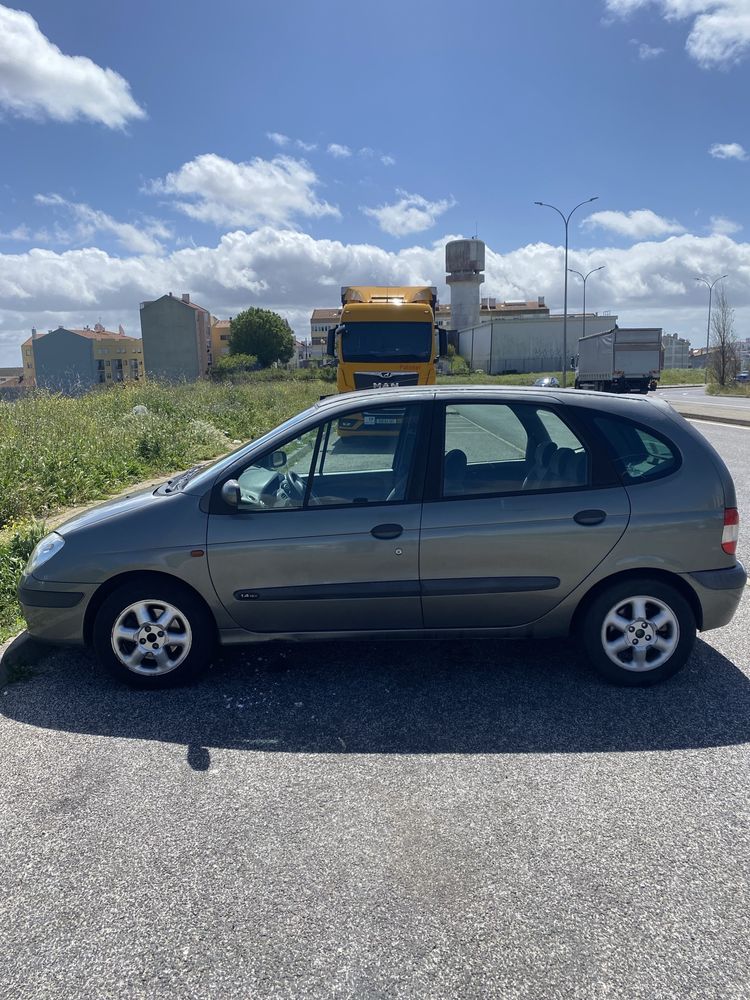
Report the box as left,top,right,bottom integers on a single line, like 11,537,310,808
19,325,144,392
140,292,212,380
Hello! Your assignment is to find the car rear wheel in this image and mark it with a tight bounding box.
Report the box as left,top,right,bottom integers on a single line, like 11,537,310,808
93,579,215,687
582,579,696,686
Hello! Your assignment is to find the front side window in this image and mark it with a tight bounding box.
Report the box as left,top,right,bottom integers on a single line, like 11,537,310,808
340,322,432,364
235,404,421,511
441,402,589,498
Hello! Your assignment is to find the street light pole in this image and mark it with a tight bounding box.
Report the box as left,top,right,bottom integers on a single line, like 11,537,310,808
696,274,727,384
568,265,606,341
535,196,598,387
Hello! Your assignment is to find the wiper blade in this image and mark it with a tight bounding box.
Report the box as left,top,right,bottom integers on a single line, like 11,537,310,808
163,466,202,494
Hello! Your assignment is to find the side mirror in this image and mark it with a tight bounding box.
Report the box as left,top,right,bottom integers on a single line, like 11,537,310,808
221,479,241,508
326,328,336,357
269,449,286,470
438,329,448,358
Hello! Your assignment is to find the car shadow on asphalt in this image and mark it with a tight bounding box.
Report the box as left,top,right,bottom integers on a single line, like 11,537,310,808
2,635,750,764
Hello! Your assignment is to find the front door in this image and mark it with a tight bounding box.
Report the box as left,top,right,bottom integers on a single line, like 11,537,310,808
419,400,631,628
207,401,427,634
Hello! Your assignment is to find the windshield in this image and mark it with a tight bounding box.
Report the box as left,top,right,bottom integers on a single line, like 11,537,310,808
340,322,432,364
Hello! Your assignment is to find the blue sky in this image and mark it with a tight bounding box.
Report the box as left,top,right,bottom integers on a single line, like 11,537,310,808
1,0,749,364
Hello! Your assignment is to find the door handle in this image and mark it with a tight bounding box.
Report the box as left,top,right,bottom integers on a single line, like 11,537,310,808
574,509,607,526
371,523,403,540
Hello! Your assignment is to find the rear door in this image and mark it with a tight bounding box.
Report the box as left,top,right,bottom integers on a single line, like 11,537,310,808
419,399,631,628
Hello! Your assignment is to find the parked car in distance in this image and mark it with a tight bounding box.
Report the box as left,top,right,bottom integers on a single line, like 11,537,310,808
19,386,745,689
735,371,750,383
533,376,560,387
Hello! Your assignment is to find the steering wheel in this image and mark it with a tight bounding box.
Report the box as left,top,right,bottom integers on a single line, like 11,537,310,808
282,471,319,506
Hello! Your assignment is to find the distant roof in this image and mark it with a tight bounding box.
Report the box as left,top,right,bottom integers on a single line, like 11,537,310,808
311,308,342,321
212,319,231,329
436,301,548,314
21,326,140,347
141,293,210,314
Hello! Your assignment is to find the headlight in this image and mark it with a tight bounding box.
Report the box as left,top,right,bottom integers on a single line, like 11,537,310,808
25,532,65,575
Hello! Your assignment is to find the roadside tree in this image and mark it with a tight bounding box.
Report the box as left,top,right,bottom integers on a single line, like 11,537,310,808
229,308,294,368
710,286,739,386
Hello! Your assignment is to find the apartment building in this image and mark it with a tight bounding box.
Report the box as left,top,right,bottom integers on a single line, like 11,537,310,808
140,292,212,380
309,308,341,359
211,318,232,361
20,324,144,392
662,333,691,369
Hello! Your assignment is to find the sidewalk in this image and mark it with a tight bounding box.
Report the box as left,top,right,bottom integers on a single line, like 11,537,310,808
667,399,750,427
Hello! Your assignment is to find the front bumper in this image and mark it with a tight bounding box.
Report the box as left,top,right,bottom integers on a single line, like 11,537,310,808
687,561,747,631
17,574,95,645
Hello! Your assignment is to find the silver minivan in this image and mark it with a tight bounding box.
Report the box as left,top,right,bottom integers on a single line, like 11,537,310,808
19,387,746,688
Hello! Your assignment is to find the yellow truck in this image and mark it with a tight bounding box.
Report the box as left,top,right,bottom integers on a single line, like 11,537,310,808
325,285,446,429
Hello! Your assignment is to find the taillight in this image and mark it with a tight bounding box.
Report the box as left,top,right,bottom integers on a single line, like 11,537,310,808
722,508,739,555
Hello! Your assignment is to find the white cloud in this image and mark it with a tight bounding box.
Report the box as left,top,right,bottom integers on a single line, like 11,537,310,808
0,224,32,241
710,214,742,234
363,190,457,237
709,141,748,159
0,4,145,128
327,143,352,158
34,194,169,254
296,139,317,151
583,208,686,238
606,1,750,68
267,131,290,146
147,153,340,228
4,226,750,366
630,37,666,57
381,154,396,166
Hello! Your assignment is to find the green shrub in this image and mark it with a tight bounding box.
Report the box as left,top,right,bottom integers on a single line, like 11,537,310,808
211,353,259,380
0,521,47,643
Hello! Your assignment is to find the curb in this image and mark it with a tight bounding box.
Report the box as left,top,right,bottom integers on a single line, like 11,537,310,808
0,631,53,688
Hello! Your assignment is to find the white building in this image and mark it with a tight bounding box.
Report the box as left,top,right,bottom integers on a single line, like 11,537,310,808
309,308,341,359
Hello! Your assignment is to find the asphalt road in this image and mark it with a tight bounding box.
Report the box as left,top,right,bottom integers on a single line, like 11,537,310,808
658,385,750,411
1,422,749,1000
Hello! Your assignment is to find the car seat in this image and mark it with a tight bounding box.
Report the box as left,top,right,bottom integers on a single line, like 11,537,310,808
443,448,468,495
522,441,557,489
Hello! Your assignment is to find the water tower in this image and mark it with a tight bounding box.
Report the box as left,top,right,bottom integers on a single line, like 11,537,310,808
446,239,485,330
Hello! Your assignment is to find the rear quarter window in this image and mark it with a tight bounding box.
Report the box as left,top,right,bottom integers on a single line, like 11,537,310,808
594,415,680,485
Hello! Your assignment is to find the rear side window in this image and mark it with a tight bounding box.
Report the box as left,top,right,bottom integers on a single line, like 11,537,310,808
594,415,680,484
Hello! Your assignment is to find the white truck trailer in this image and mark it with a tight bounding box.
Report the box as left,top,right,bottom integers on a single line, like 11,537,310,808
575,327,663,394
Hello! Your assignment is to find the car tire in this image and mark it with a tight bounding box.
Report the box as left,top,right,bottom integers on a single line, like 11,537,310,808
93,578,216,688
581,578,696,686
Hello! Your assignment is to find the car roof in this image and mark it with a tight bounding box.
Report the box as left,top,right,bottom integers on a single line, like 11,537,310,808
315,384,677,422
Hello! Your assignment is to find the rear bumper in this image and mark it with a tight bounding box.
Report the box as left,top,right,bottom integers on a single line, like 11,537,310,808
17,575,93,645
686,561,747,631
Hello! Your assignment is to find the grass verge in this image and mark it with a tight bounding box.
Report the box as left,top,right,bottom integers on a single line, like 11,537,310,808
0,521,47,645
706,382,750,397
0,377,327,528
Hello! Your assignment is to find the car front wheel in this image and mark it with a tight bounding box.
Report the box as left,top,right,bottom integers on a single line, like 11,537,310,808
582,579,696,686
93,579,215,687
